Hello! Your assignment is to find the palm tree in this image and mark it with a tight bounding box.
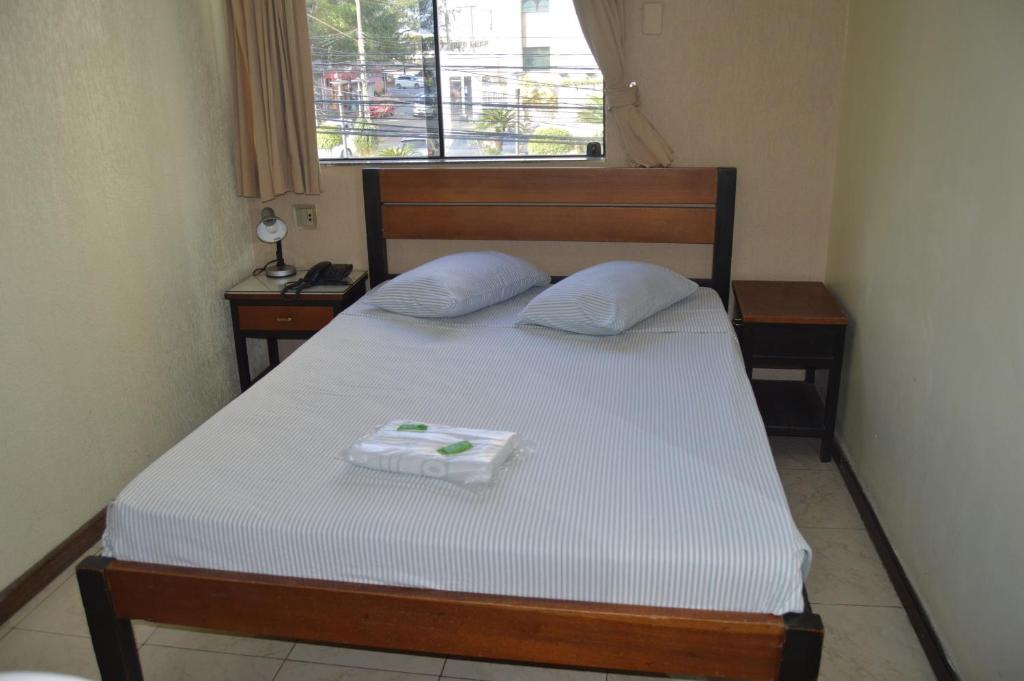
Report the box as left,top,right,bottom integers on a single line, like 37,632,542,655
474,107,517,134
474,107,518,154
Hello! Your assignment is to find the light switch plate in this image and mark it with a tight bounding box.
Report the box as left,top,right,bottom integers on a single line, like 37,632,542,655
293,204,317,229
642,2,663,35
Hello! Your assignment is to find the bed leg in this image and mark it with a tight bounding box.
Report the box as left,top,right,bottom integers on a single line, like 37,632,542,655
77,556,144,681
779,612,823,680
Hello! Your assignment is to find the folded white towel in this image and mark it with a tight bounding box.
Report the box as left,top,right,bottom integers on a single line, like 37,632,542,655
344,420,521,486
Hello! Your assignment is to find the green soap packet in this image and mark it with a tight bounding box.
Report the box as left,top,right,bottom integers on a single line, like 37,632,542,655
437,440,473,456
397,423,429,432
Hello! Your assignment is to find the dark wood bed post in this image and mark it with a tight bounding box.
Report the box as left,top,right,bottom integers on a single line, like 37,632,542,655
77,556,143,681
711,167,737,307
780,611,824,680
363,168,386,287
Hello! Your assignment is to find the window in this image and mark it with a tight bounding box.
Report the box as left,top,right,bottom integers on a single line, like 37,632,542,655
307,0,603,160
522,47,550,70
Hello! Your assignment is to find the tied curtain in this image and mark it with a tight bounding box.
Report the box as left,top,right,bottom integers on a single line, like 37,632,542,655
573,0,674,167
227,0,321,200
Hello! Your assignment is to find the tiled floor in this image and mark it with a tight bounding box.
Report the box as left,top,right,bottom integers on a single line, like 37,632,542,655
0,437,935,680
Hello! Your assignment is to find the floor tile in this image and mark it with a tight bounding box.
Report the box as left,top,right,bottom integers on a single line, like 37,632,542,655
278,660,441,681
0,542,101,630
815,605,935,680
0,629,100,679
290,644,444,675
442,659,604,681
147,624,294,658
134,621,157,646
15,576,155,644
803,528,901,607
778,467,863,529
138,644,283,681
769,436,834,470
1,569,74,629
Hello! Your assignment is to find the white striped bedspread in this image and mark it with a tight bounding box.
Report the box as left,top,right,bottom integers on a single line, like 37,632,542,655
104,287,811,615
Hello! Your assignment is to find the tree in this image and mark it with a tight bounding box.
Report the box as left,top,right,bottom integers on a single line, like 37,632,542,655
577,94,603,124
307,0,422,66
473,107,518,154
474,107,517,135
352,118,378,156
520,78,557,127
316,128,343,150
528,128,579,156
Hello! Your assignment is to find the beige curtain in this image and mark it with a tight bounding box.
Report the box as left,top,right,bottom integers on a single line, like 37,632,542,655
573,0,673,167
227,0,321,200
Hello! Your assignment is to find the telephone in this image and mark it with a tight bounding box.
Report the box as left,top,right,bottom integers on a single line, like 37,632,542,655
281,261,352,295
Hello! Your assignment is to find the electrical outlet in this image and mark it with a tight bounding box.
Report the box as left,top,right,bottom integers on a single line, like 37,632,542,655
294,204,317,229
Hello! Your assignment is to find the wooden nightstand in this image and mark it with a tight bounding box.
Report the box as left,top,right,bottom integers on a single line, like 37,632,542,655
732,281,848,461
225,270,367,391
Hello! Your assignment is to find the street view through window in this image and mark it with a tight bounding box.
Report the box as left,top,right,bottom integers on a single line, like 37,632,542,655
308,0,604,159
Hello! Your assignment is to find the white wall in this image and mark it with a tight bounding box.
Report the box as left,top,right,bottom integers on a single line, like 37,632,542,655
0,0,254,587
826,1,1024,677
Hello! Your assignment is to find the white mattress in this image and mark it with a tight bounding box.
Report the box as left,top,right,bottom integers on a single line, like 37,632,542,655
104,287,811,615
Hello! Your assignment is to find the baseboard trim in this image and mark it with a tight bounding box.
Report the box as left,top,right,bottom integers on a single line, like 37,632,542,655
0,508,106,625
832,446,959,681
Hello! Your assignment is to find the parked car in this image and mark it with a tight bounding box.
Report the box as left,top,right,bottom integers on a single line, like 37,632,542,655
394,74,423,89
399,137,440,157
368,101,395,118
412,94,436,117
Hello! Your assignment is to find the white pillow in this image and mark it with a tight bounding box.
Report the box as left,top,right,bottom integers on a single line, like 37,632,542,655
366,251,549,318
517,261,698,335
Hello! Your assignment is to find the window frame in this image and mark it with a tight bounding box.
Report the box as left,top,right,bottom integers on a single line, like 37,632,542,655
310,0,605,164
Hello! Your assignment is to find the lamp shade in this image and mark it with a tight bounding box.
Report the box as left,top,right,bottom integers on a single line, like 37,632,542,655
256,216,288,243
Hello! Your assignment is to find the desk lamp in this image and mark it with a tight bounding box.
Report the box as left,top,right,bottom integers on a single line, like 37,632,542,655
256,208,297,278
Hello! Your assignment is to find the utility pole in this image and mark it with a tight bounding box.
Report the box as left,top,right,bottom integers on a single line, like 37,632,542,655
515,88,521,155
355,0,368,119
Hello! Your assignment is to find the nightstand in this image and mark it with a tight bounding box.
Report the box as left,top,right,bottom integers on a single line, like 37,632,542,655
225,270,367,391
732,281,848,461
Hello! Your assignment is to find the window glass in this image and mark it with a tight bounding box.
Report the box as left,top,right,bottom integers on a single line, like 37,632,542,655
307,0,603,159
522,46,551,70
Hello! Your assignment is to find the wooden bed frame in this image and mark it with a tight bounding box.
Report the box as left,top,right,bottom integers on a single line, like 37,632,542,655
78,166,824,681
363,166,736,304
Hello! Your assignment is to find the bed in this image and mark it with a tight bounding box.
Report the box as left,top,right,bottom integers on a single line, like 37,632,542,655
78,167,824,681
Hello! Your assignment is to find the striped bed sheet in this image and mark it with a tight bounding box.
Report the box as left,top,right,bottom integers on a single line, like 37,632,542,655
104,287,811,615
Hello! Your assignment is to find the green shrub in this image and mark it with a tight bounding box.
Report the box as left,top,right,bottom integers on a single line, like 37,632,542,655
379,146,413,157
528,128,578,155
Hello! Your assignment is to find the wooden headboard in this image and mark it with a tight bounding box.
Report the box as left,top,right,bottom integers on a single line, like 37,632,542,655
362,167,737,305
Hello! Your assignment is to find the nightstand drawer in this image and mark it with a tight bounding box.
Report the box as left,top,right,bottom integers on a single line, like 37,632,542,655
236,305,334,332
741,323,842,361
